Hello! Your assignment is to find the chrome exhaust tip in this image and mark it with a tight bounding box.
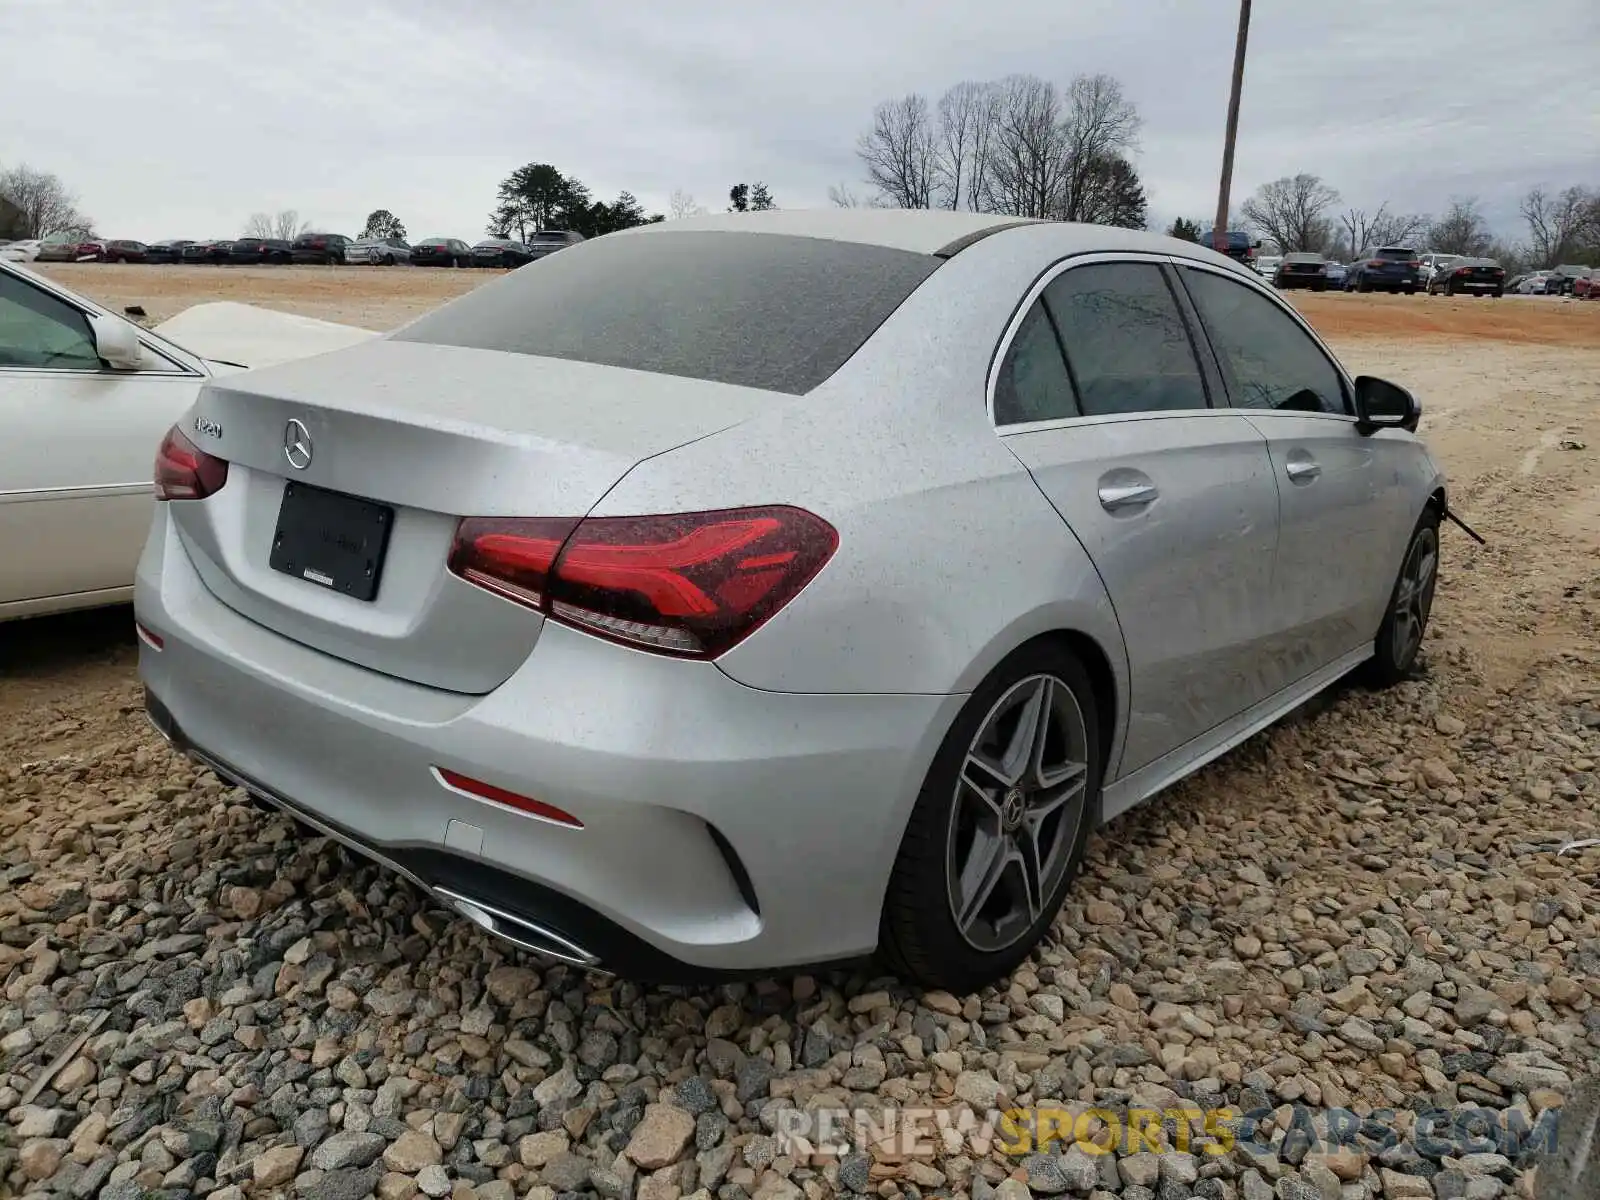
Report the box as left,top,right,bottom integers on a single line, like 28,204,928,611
433,886,604,971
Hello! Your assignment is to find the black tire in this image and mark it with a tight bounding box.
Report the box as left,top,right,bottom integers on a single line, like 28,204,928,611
1365,507,1441,687
1491,288,1502,298
1446,281,1456,296
1357,278,1371,293
1313,281,1326,292
879,641,1102,993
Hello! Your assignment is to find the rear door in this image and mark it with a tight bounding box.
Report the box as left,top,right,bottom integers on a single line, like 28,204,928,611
1177,262,1413,668
994,255,1283,779
0,269,204,607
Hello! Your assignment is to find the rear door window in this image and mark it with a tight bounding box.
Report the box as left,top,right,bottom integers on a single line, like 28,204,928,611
1041,262,1209,417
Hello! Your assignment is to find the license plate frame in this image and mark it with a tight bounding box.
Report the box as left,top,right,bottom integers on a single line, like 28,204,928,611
268,481,394,602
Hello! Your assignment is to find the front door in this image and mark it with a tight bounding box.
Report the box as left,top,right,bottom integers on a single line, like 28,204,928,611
0,270,200,606
1177,263,1408,668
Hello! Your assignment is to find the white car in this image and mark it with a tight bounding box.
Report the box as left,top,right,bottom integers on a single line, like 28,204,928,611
0,259,373,621
1254,254,1281,278
1417,252,1461,290
345,237,412,265
0,240,42,263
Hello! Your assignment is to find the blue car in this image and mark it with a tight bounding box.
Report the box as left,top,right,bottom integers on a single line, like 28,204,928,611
1344,246,1421,294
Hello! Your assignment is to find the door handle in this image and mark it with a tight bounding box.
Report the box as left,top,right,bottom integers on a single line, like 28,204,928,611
1285,460,1321,482
1097,482,1158,510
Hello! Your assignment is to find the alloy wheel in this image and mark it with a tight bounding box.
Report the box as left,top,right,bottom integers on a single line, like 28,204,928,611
1391,526,1438,667
945,674,1089,953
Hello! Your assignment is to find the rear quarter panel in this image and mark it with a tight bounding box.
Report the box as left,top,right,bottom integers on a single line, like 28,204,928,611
587,227,1130,706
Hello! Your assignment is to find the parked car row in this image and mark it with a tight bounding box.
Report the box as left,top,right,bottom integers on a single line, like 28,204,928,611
1505,265,1595,296
1247,246,1518,297
2,229,587,269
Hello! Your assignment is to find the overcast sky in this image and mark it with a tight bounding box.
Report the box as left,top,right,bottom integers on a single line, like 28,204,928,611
4,0,1595,244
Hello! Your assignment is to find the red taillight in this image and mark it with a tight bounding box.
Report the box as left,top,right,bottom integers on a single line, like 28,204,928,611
448,505,838,658
1407,260,1420,268
433,767,582,828
446,516,580,609
1367,260,1386,268
1455,267,1471,277
153,425,228,501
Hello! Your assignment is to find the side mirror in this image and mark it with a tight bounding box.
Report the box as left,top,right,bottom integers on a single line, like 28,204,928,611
86,312,145,371
1353,375,1420,435
1253,239,1263,249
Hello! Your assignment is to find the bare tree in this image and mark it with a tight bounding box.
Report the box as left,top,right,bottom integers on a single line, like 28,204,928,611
933,81,1000,211
1055,73,1142,222
856,94,938,209
668,189,705,220
243,209,307,239
0,164,93,238
828,182,883,208
1427,197,1494,257
985,74,1071,219
1241,174,1341,253
1339,203,1428,259
1520,185,1595,267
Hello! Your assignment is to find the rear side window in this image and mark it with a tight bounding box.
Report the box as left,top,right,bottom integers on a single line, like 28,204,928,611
994,302,1076,425
1042,262,1208,417
394,231,942,395
1181,268,1349,416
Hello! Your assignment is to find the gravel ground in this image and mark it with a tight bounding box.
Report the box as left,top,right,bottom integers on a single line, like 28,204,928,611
3,281,1598,1200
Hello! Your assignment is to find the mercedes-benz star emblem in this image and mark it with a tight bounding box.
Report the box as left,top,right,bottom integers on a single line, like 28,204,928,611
283,419,313,470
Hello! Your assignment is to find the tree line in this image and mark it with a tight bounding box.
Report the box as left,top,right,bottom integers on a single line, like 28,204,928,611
1163,174,1600,272
840,73,1147,229
840,77,1598,272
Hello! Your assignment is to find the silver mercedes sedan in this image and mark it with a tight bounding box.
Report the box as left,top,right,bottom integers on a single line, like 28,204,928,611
134,210,1447,992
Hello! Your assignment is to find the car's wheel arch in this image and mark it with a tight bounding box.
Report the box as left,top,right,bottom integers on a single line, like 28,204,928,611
946,618,1128,817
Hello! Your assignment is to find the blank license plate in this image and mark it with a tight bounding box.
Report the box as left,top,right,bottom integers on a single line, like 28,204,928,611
269,481,394,601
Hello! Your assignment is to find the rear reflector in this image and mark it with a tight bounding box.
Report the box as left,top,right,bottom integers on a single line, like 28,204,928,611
432,767,582,828
153,425,229,501
449,505,838,659
135,622,164,650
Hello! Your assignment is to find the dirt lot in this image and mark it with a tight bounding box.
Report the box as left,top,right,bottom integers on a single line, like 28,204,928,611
3,267,1598,1198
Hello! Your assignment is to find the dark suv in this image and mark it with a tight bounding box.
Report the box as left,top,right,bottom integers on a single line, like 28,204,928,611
291,233,352,264
1345,247,1421,294
1201,229,1261,266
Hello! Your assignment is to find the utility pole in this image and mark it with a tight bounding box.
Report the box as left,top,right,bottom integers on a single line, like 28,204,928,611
1213,0,1252,253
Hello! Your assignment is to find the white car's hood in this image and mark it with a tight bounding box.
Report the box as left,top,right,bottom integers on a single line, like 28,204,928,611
152,302,377,370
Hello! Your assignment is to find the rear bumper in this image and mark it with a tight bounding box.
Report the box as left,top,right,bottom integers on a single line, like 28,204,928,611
134,508,959,978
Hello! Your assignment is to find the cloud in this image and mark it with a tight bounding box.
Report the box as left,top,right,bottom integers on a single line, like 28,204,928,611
1,0,1594,242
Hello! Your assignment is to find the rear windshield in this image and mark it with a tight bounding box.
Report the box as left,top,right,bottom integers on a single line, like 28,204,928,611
1284,252,1322,262
1375,248,1415,260
531,231,570,241
394,231,942,395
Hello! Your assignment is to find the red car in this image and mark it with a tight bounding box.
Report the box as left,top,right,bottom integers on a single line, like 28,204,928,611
104,239,149,263
75,240,108,261
1573,272,1600,299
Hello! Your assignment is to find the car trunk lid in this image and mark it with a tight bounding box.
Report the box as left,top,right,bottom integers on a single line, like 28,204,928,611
168,338,775,693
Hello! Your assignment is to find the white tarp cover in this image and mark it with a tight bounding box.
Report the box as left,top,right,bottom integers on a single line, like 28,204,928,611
153,302,377,369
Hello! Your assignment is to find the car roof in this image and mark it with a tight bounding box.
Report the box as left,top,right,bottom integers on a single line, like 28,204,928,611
614,208,1246,261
